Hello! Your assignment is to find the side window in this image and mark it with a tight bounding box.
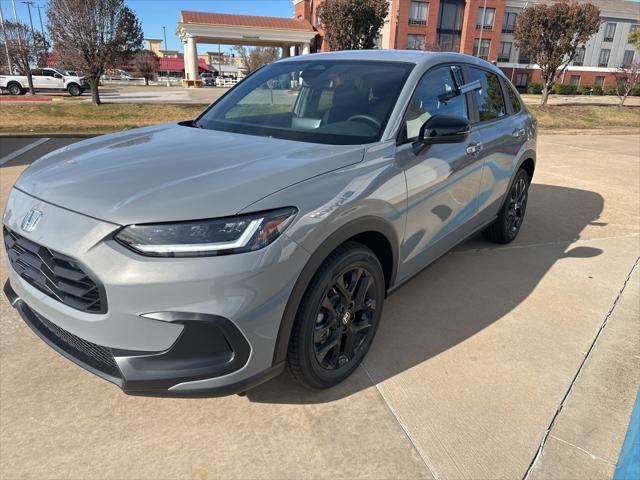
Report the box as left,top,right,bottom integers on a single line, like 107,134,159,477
504,80,522,113
402,66,468,141
467,67,506,122
42,69,55,77
31,69,42,76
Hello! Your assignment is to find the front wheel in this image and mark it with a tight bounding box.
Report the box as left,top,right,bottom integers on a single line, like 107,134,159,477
7,83,23,96
483,168,530,244
287,242,385,389
67,84,82,96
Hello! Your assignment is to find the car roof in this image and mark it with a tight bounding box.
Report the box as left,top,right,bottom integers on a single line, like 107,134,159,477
277,49,506,78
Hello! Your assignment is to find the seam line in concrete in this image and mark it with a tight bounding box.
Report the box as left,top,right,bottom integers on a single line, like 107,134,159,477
360,363,440,480
522,255,640,480
0,137,50,166
451,234,640,255
548,434,615,465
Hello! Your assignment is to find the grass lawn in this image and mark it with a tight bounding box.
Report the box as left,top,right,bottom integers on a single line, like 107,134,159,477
0,102,207,135
0,101,638,136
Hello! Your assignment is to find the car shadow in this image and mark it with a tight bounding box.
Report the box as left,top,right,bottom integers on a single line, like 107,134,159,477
246,183,605,404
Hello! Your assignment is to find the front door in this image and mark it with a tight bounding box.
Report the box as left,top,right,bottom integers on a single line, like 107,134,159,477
395,65,484,282
42,69,65,90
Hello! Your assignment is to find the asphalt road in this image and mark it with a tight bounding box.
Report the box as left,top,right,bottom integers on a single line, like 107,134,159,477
0,134,638,479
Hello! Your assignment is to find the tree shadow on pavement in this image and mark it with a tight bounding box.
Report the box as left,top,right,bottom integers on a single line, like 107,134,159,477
247,183,605,404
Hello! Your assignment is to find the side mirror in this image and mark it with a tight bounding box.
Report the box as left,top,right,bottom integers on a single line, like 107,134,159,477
418,115,471,145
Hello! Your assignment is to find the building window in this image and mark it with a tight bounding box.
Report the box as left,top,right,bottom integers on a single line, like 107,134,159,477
573,47,585,66
622,50,635,67
569,75,580,86
594,76,605,87
473,39,491,60
437,0,464,52
498,42,512,62
518,50,530,64
409,1,429,26
515,73,528,88
502,12,517,33
407,34,426,50
603,22,616,42
598,49,611,67
476,7,495,30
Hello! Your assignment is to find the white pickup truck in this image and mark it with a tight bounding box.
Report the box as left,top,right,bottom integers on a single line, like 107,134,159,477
0,68,87,96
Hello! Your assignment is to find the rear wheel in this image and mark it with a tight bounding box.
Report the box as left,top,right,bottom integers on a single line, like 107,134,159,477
287,242,385,389
7,83,23,96
483,168,530,244
67,84,82,96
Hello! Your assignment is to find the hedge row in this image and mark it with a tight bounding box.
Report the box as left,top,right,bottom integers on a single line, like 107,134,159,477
526,82,640,96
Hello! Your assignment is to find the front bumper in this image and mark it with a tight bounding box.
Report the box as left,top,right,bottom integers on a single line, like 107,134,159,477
3,188,309,395
4,281,284,396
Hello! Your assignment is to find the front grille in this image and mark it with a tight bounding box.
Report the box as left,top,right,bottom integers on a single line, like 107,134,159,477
29,309,120,377
3,227,106,313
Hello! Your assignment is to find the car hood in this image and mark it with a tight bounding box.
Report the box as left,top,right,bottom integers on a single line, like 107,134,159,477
15,123,365,225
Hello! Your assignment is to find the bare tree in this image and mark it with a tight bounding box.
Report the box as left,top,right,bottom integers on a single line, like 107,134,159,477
514,2,600,106
233,46,279,75
0,20,48,94
132,49,159,86
47,0,143,105
613,61,640,106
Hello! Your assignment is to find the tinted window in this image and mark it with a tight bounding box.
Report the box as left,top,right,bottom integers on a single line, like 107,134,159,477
467,67,506,122
196,60,414,145
401,65,468,141
42,69,56,77
504,81,522,113
30,69,42,76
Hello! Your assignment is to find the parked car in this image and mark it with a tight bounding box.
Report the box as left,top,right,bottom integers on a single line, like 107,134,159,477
103,69,133,81
200,72,215,86
3,51,536,396
0,68,86,96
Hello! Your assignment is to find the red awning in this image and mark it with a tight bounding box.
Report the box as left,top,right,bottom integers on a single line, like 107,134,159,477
158,57,209,72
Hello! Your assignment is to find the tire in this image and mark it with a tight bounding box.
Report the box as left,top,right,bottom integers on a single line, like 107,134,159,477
67,84,82,96
287,241,386,389
483,168,530,244
7,83,23,96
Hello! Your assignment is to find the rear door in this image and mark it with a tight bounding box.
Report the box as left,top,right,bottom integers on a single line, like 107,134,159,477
464,66,522,225
395,64,484,281
30,69,46,88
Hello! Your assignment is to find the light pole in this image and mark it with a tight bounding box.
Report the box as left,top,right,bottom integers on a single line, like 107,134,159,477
0,4,14,73
21,1,34,32
34,3,45,36
10,0,22,49
163,26,170,86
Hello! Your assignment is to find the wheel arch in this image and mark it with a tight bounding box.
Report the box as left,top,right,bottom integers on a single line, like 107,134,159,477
272,217,399,365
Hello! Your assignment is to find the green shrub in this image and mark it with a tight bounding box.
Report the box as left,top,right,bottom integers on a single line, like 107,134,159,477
553,84,578,95
603,85,619,95
578,84,593,95
630,86,640,96
527,82,543,94
590,85,604,95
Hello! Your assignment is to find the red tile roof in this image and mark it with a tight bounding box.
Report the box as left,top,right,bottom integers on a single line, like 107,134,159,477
159,57,210,72
180,11,315,32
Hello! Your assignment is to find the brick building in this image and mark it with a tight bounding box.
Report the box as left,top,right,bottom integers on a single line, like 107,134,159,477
293,0,640,89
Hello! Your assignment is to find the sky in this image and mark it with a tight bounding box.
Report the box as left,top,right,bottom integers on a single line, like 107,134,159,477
0,0,296,54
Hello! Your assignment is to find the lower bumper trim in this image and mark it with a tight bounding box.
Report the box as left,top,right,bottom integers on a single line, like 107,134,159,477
4,279,281,397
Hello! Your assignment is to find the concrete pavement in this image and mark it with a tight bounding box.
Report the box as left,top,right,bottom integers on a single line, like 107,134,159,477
0,134,638,479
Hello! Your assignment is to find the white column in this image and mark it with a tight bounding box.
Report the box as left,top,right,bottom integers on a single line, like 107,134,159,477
290,45,297,57
186,36,198,82
301,43,311,55
282,46,290,58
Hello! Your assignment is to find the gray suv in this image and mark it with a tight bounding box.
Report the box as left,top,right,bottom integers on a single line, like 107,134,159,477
3,51,536,396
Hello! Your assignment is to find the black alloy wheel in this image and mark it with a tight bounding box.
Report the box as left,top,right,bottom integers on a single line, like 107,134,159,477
313,266,378,370
287,242,385,389
483,168,530,244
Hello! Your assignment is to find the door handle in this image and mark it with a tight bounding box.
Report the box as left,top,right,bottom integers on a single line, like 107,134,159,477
466,143,482,156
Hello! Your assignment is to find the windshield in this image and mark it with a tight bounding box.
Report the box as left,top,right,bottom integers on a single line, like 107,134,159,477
195,60,414,145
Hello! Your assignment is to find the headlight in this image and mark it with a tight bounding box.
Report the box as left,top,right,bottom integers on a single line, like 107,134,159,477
115,207,297,257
